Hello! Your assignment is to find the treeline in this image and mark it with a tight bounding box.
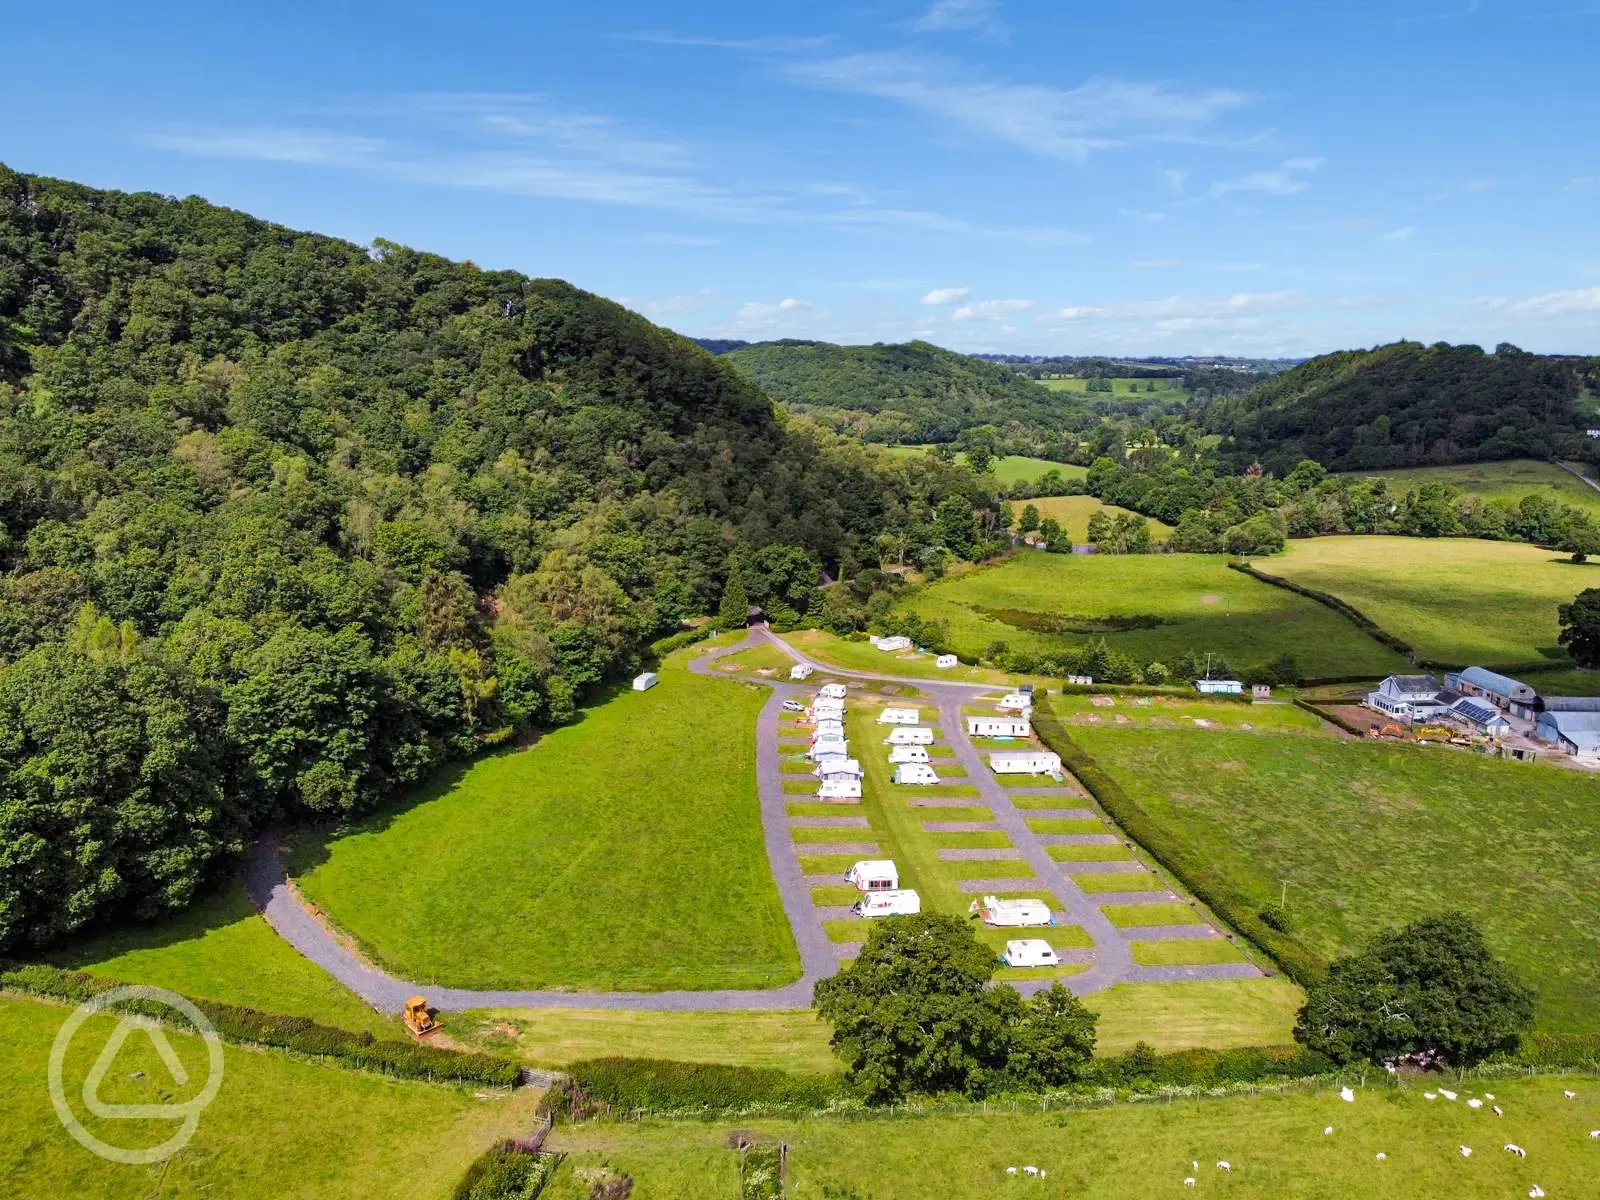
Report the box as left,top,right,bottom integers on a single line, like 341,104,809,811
0,167,991,952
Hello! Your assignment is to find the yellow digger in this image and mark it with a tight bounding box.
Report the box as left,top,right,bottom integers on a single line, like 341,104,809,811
403,995,440,1038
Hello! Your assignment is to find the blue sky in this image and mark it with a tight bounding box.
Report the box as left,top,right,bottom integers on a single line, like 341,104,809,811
4,0,1598,356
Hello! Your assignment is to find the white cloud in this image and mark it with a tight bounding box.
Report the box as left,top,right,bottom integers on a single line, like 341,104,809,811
1490,287,1600,316
1210,156,1321,199
913,0,1009,38
1040,305,1108,322
622,31,832,52
786,52,1251,163
1038,291,1304,324
922,286,971,305
1162,167,1188,194
1283,156,1327,171
617,291,715,318
141,127,385,165
1118,208,1167,222
1384,226,1416,241
953,298,1034,320
1131,258,1184,269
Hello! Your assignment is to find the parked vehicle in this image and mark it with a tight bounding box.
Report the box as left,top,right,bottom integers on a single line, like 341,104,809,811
970,895,1055,927
782,700,806,713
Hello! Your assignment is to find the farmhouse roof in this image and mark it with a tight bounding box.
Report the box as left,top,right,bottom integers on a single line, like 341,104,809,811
1389,674,1443,694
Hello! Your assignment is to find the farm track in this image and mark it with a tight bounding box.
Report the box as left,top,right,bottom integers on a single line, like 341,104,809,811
247,627,1259,1013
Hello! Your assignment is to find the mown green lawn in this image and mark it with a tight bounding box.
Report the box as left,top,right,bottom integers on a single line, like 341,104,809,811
1049,692,1333,735
1075,726,1600,1030
1266,535,1596,667
43,884,398,1038
709,642,795,676
882,447,1088,487
901,553,1407,677
0,995,541,1200
290,655,801,991
547,1075,1598,1199
785,628,1026,686
1338,458,1600,518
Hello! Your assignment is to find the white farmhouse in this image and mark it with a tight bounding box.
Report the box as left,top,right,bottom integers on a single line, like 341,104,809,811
789,663,814,682
892,763,940,786
877,707,921,725
989,750,1062,775
884,726,935,746
887,745,931,765
966,715,1030,738
1365,674,1446,721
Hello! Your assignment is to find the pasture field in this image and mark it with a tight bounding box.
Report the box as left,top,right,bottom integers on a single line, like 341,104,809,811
545,1076,1600,1199
1071,726,1600,1031
289,653,801,991
1338,458,1600,518
882,446,1088,487
1039,376,1191,401
1266,535,1593,667
785,627,1026,686
710,641,795,676
44,884,398,1039
901,554,1408,678
1048,692,1334,736
1022,495,1175,543
0,995,541,1200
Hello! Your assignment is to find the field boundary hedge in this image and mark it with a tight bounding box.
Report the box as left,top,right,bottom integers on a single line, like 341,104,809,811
1229,561,1415,658
0,964,522,1087
1030,711,1328,988
1058,681,1254,704
1294,698,1366,736
650,625,715,657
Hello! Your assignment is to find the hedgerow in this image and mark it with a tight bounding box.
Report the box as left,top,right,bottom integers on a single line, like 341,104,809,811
1229,561,1413,656
1293,698,1366,736
555,1058,846,1116
649,626,715,657
453,1143,563,1200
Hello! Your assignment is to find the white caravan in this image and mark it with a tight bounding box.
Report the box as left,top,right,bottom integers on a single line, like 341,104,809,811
809,737,848,761
966,715,1031,738
1001,939,1060,968
884,727,935,746
845,859,899,891
819,683,848,700
817,778,863,800
997,692,1033,713
810,720,845,743
789,663,814,682
887,745,931,765
988,751,1062,775
875,635,912,652
813,757,863,779
853,889,921,917
935,654,959,669
892,763,940,786
971,895,1055,928
877,707,920,725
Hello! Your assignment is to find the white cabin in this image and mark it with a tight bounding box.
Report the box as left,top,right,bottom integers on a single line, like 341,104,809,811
892,763,940,786
632,672,658,692
997,692,1032,712
789,663,814,682
989,750,1062,776
1001,939,1059,968
887,745,931,765
935,654,959,669
877,707,921,725
884,726,935,746
845,859,898,891
1196,678,1243,695
876,635,912,653
853,889,921,917
972,895,1054,928
809,737,849,761
813,756,863,779
966,715,1031,738
819,683,848,700
1066,674,1094,686
817,778,863,800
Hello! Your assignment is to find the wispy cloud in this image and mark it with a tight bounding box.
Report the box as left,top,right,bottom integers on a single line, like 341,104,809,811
922,286,971,304
1131,257,1185,269
622,31,832,52
954,298,1033,320
142,127,386,165
785,52,1251,163
1118,208,1167,222
1039,290,1304,324
1210,156,1322,198
620,232,721,246
1384,226,1416,241
1162,167,1188,194
1487,286,1600,316
913,0,1009,39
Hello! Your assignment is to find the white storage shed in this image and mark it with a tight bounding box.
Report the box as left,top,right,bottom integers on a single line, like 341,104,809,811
966,715,1031,738
877,707,921,725
892,763,940,786
988,750,1062,776
632,672,658,692
845,859,899,891
887,745,930,765
884,726,935,746
789,663,814,682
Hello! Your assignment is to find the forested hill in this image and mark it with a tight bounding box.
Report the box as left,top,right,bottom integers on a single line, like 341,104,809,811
717,339,1079,443
1199,341,1598,474
0,166,985,953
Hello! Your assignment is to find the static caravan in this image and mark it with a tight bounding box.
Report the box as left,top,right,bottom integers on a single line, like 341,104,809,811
1001,939,1059,968
892,763,940,786
809,737,848,761
877,707,921,725
819,683,849,701
1195,678,1243,696
809,700,845,721
632,672,658,692
811,718,845,738
853,889,921,917
876,635,912,653
887,745,931,765
966,715,1031,738
817,778,863,800
789,663,814,682
813,756,863,779
996,692,1032,713
884,726,935,746
988,750,1062,776
935,654,959,669
845,859,898,891
972,895,1054,928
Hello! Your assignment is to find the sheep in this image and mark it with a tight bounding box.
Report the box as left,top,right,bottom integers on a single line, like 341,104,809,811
1191,1161,1199,1172
1504,1144,1527,1159
1590,1130,1600,1139
1440,1088,1458,1101
1023,1165,1039,1176
1183,1179,1195,1189
1467,1098,1483,1109
1005,1167,1017,1176
1217,1161,1232,1172
1564,1089,1577,1099
1484,1093,1495,1101
1424,1092,1438,1101
1529,1187,1545,1199
1339,1085,1356,1102
1323,1126,1334,1136
1493,1105,1504,1118
1459,1146,1473,1158
1375,1152,1387,1162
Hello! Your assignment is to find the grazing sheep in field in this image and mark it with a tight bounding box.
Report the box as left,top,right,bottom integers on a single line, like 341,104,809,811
1023,1165,1038,1176
1339,1086,1355,1102
1484,1093,1495,1100
1216,1161,1231,1172
1590,1130,1600,1139
1504,1144,1527,1159
1424,1092,1437,1101
1005,1167,1017,1175
1467,1098,1483,1109
1375,1153,1387,1162
1493,1105,1503,1118
1440,1088,1458,1101
1323,1127,1334,1136
1191,1161,1199,1172
1459,1146,1473,1158
1564,1089,1577,1099
1528,1187,1545,1199
1183,1178,1195,1188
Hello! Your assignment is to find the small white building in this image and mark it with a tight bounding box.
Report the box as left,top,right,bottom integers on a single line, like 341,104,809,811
853,889,921,917
997,692,1033,713
877,707,921,725
1252,684,1272,699
789,663,814,682
972,895,1054,927
632,672,658,692
935,653,959,669
1195,678,1243,696
819,683,848,701
809,737,849,761
989,750,1062,776
887,745,931,765
1449,697,1512,737
1001,939,1059,968
884,726,935,746
845,859,898,891
813,756,863,780
876,635,912,653
892,763,940,786
1066,674,1094,686
817,778,863,800
967,715,1031,738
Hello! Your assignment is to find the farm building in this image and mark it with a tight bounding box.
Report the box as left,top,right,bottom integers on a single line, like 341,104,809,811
892,763,940,786
997,692,1033,713
817,778,863,800
845,860,898,891
809,737,848,761
1447,667,1539,719
1448,697,1512,736
1365,674,1446,721
966,715,1031,738
887,745,931,765
789,663,814,682
877,707,921,725
1195,678,1243,695
884,726,935,746
935,654,959,669
813,757,863,780
819,683,848,700
989,750,1062,775
1540,695,1600,714
632,672,658,692
876,635,912,653
1534,709,1600,760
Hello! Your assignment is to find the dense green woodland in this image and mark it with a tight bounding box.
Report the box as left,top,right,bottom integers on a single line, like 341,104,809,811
0,167,992,952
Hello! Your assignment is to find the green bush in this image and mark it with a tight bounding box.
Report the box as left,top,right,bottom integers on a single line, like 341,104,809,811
1506,1032,1600,1070
649,626,714,657
561,1057,844,1115
740,1144,785,1200
1,964,522,1087
1059,680,1255,704
1293,698,1366,736
1083,1044,1336,1089
454,1143,561,1200
1258,904,1294,933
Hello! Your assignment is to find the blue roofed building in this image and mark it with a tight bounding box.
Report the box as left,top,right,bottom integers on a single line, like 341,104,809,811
1534,709,1600,761
1447,696,1512,736
1446,667,1539,720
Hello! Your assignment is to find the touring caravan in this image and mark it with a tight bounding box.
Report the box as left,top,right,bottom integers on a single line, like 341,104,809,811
996,692,1032,713
971,895,1055,928
884,726,935,746
853,889,921,917
817,778,863,800
877,707,920,725
887,745,930,765
935,654,959,669
1000,939,1059,968
819,683,849,700
845,860,899,891
789,663,814,682
892,763,940,786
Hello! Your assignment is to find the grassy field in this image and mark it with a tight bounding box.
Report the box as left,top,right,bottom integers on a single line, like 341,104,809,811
902,554,1408,677
709,642,796,676
0,994,541,1199
1049,692,1335,736
1073,726,1600,1031
785,627,1034,687
1338,458,1600,518
546,1076,1599,1199
44,884,398,1039
1023,496,1176,543
1266,535,1594,667
289,653,801,991
883,447,1087,487
1039,376,1191,401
